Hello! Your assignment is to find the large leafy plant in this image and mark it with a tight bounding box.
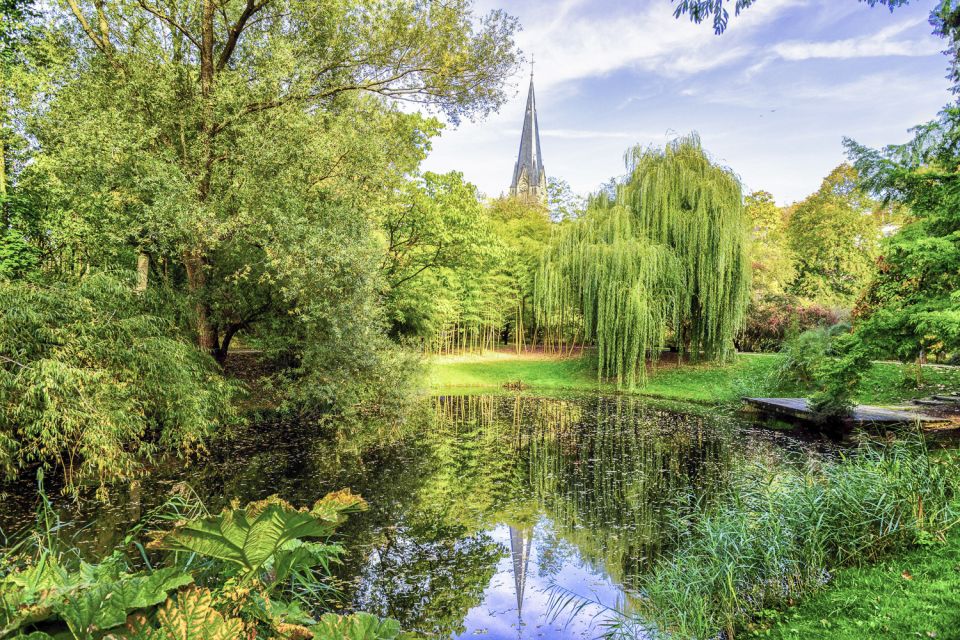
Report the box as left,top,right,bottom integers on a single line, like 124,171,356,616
149,491,366,587
1,488,409,640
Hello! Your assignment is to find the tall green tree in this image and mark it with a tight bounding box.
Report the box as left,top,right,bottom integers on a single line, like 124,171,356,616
0,0,42,277
846,111,960,362
487,195,551,351
744,190,794,300
382,171,499,339
39,0,519,359
785,165,880,307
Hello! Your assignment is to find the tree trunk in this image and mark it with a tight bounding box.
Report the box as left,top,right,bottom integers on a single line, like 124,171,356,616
0,131,7,229
135,252,149,291
213,324,241,364
183,249,215,352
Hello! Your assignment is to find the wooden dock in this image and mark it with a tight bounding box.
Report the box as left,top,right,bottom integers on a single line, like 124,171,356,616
743,397,945,426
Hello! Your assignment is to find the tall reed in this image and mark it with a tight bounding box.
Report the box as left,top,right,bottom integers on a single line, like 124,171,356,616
608,436,959,639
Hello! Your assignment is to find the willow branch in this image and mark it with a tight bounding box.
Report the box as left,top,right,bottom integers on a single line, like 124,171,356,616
65,0,109,54
137,0,202,48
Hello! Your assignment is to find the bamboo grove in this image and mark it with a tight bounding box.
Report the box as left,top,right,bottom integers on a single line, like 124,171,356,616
533,135,751,386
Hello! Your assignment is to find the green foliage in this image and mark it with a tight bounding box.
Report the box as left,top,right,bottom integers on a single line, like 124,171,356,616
774,326,873,418
383,171,505,343
546,177,585,222
3,0,520,427
0,273,235,494
612,438,960,640
120,588,244,640
673,0,910,34
311,612,412,640
775,326,834,388
1,486,399,639
150,491,366,587
744,191,794,300
534,134,750,386
0,229,38,279
808,333,875,417
740,294,841,353
846,110,960,363
785,165,880,307
1,525,194,638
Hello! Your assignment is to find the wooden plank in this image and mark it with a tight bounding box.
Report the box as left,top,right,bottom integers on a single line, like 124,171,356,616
743,397,944,425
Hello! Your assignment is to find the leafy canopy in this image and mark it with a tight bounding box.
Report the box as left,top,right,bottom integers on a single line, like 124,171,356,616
535,135,750,386
785,165,880,307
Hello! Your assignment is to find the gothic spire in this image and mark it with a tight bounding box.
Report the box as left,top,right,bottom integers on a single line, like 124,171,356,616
509,69,547,204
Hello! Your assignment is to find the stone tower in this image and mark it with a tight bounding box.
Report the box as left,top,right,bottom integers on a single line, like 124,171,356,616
509,71,547,204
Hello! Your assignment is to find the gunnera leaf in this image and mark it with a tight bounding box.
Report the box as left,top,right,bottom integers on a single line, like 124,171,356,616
58,567,194,637
311,612,405,640
150,491,365,583
114,588,244,640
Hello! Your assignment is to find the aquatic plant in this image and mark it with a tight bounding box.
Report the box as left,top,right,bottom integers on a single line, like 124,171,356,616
600,436,960,639
534,135,750,386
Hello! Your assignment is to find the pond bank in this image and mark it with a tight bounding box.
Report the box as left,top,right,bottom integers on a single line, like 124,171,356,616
744,529,960,639
427,351,960,407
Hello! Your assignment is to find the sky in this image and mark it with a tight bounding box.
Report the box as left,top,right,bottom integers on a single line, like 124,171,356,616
420,0,953,205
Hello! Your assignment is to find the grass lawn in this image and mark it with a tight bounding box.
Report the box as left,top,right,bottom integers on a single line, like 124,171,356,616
743,531,960,639
427,350,960,406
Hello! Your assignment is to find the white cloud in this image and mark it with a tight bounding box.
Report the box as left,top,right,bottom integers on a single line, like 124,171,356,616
773,17,940,60
510,0,800,93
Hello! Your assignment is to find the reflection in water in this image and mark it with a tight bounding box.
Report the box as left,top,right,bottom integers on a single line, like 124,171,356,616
0,394,821,639
510,525,532,620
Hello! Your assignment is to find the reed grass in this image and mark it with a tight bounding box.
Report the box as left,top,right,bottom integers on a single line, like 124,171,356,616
599,436,960,639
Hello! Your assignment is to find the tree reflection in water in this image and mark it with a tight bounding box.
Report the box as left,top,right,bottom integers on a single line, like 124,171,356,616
1,394,816,639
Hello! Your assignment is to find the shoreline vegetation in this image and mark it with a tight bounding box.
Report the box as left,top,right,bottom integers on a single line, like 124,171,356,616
426,350,960,408
429,351,960,639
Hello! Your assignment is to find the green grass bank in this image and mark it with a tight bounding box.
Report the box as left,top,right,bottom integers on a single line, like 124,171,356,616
744,530,960,639
427,350,960,406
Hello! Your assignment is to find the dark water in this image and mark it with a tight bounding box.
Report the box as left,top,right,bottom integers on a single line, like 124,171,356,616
0,394,826,639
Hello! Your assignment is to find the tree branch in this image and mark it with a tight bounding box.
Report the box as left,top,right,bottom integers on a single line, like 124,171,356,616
137,0,202,48
216,0,271,72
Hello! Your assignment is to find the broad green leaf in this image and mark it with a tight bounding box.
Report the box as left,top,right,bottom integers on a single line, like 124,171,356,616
151,492,365,583
57,568,194,638
311,612,406,640
274,541,343,583
116,588,244,640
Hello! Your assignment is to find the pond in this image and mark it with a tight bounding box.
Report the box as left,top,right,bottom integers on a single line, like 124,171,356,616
0,394,828,639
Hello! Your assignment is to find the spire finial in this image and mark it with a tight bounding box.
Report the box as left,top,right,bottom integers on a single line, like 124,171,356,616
530,54,535,79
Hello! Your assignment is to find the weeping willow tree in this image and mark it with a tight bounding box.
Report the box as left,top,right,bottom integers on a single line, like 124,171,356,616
534,135,750,386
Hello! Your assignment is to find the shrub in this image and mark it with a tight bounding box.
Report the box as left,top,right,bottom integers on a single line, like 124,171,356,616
774,325,871,418
0,273,236,496
739,295,842,353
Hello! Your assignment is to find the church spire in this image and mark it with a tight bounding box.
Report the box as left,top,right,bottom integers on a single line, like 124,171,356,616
509,68,547,204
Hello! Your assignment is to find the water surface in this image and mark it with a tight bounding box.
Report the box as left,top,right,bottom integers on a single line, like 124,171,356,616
1,394,825,639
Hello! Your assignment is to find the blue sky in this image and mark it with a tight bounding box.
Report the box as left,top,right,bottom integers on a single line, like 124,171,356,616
420,0,952,205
